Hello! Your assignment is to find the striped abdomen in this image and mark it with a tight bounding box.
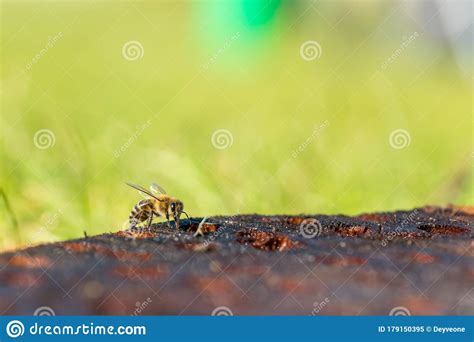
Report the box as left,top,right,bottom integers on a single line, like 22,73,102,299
129,199,154,224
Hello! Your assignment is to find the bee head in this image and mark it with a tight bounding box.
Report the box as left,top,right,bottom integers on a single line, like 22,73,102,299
171,200,189,228
170,200,183,218
169,200,179,213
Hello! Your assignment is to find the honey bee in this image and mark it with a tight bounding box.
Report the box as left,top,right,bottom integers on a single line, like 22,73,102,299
126,182,189,230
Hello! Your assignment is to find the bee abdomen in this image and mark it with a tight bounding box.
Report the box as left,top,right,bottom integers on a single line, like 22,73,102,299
129,200,153,223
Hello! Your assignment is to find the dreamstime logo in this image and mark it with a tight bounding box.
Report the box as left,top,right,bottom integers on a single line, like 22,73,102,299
33,129,56,149
211,306,233,316
122,41,144,61
389,306,411,316
34,306,56,316
6,320,25,338
299,218,322,238
300,40,322,61
211,129,233,150
389,129,411,149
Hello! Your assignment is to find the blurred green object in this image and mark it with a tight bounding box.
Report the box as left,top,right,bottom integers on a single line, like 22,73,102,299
242,0,281,26
0,1,471,250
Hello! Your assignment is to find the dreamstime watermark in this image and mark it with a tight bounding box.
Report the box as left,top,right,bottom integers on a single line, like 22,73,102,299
381,209,419,246
310,297,330,315
389,306,411,316
34,306,56,316
41,210,63,231
202,31,240,70
26,32,64,71
122,41,144,61
24,209,63,247
211,306,233,316
381,32,419,70
299,218,322,238
198,217,228,244
194,212,243,239
33,129,56,149
211,129,233,150
6,321,146,337
114,119,151,158
202,225,227,245
300,40,322,61
389,129,411,149
291,120,329,160
132,298,152,316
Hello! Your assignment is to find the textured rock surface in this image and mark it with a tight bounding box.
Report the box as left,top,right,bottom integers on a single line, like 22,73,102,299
0,205,473,315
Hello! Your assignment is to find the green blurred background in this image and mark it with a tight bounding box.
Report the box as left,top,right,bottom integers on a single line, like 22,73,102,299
1,0,472,250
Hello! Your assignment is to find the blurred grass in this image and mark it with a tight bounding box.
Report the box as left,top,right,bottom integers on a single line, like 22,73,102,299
0,1,472,250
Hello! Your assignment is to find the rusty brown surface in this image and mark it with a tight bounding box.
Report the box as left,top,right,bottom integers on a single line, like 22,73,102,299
0,205,473,316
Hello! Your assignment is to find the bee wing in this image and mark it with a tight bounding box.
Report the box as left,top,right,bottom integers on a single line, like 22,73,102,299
126,182,164,202
150,182,167,195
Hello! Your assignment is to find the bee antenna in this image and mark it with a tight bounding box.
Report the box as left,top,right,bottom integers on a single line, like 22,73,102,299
182,211,190,220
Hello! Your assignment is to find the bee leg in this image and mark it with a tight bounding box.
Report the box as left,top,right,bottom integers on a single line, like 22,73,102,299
146,212,153,230
128,218,138,230
175,216,180,230
166,213,171,229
